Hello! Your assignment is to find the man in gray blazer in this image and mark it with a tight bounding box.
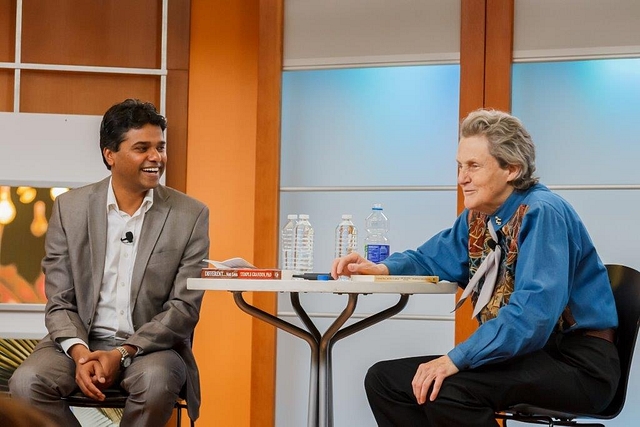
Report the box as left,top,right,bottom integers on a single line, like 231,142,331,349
9,99,209,427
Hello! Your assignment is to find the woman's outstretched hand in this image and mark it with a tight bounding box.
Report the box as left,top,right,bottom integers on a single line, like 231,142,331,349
331,252,389,279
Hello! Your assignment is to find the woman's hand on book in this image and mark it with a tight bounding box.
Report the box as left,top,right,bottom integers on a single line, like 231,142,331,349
331,252,389,279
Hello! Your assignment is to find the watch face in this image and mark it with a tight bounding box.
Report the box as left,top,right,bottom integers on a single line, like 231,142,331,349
122,356,132,368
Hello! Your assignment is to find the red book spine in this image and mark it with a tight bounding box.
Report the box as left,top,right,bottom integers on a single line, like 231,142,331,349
201,269,239,279
201,269,281,279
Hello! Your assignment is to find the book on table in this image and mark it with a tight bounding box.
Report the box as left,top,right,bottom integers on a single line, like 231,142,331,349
201,257,281,279
349,275,439,283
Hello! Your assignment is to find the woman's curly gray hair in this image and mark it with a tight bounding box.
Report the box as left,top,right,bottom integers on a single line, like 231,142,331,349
460,109,539,191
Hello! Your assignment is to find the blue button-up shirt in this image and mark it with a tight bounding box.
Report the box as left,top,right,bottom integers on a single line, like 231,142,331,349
382,184,617,370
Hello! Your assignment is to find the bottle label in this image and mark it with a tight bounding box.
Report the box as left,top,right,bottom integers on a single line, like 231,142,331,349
365,244,390,263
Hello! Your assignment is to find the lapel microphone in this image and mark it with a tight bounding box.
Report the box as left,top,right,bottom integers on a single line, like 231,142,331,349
120,231,134,244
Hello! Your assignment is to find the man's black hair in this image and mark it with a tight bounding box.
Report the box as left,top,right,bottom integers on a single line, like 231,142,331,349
99,99,167,170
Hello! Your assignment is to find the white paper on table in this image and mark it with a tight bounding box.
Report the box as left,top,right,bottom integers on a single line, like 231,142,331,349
202,257,257,269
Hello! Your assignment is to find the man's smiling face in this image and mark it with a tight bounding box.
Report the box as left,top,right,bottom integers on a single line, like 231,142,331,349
103,123,166,196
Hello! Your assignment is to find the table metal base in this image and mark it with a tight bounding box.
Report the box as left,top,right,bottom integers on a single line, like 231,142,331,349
232,291,410,427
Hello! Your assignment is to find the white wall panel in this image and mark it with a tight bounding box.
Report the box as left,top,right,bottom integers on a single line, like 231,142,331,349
512,59,640,185
555,190,640,272
0,113,107,187
0,304,46,339
281,66,460,188
284,0,460,69
514,0,640,61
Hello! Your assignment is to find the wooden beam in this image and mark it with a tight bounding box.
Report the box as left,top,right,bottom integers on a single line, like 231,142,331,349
456,0,488,344
455,0,514,345
484,0,514,112
459,0,487,121
251,0,284,426
165,0,191,193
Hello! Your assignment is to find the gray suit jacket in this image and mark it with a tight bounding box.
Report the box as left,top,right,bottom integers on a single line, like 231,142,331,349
39,177,209,420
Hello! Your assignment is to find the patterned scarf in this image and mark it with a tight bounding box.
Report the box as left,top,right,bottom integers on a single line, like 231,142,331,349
459,205,576,330
466,206,527,324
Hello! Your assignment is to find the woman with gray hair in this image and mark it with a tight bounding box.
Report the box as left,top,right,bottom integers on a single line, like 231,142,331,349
332,109,619,426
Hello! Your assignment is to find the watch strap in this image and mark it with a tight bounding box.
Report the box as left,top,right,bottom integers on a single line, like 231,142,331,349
115,346,131,368
116,346,129,358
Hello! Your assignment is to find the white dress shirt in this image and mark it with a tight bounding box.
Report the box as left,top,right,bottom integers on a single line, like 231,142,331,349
60,179,153,355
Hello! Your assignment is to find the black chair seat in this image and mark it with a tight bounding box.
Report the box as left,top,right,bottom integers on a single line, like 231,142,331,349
62,388,191,426
62,388,128,408
499,403,610,426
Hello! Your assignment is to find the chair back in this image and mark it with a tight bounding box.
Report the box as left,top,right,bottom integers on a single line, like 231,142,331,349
599,264,640,417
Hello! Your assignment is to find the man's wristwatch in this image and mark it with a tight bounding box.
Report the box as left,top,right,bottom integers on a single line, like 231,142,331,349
115,346,133,369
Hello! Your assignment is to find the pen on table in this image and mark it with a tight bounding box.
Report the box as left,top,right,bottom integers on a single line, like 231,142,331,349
292,273,334,281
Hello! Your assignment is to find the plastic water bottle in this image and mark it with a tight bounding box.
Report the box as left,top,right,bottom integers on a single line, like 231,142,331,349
281,214,298,270
364,204,390,263
294,214,314,272
335,214,358,258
